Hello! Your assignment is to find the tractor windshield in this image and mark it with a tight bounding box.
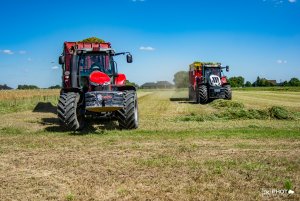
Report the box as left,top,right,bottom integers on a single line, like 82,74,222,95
78,53,114,77
204,67,222,78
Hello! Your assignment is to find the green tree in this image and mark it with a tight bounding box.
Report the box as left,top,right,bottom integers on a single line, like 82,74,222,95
289,78,300,86
282,81,289,86
80,37,105,43
245,81,252,87
254,76,261,87
253,77,275,87
125,80,139,88
173,71,189,88
228,76,245,87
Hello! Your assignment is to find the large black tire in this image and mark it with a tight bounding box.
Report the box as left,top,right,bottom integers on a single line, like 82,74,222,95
57,92,85,131
224,85,232,100
198,85,208,104
116,91,138,129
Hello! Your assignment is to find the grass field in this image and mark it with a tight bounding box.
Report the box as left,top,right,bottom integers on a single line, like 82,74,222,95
0,89,299,200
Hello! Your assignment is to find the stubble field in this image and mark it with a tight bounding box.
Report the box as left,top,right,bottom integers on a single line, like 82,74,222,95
0,89,299,200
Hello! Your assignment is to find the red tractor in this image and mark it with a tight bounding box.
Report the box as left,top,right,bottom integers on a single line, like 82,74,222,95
57,42,138,131
188,62,232,104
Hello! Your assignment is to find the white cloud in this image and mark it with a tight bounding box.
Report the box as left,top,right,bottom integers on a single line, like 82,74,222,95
132,0,145,2
140,46,155,51
19,50,26,54
52,66,59,70
263,0,296,6
277,59,287,64
1,50,14,55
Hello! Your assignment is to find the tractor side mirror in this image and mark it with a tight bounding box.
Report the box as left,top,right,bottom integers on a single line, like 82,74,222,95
226,66,229,72
59,56,65,65
126,54,133,63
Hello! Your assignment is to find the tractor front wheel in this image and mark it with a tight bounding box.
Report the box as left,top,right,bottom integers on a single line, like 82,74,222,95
57,92,85,131
224,85,232,100
116,91,138,129
198,85,208,104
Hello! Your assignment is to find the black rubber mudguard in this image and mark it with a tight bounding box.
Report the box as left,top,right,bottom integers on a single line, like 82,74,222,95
116,85,136,91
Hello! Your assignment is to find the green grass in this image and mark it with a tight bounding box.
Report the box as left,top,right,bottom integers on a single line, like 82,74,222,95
0,89,299,200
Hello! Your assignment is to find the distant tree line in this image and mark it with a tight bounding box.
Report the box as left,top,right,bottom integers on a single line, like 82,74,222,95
281,78,300,87
125,80,139,88
48,85,61,89
230,76,300,87
0,84,12,90
16,85,61,90
17,85,39,90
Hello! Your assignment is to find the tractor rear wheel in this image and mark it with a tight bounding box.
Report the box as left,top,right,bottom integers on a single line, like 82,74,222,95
57,92,85,131
198,85,208,104
116,91,138,129
224,85,232,100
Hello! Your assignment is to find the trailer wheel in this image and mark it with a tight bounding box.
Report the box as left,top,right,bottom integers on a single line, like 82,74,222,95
198,85,208,104
116,91,138,129
224,85,232,100
57,92,85,131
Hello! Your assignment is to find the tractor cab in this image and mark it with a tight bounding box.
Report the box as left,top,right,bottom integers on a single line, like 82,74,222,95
59,42,133,91
77,51,115,92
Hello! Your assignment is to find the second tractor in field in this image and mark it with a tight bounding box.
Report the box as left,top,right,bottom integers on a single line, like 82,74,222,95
188,62,232,104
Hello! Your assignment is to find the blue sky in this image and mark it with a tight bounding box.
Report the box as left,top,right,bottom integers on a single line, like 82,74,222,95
0,0,299,88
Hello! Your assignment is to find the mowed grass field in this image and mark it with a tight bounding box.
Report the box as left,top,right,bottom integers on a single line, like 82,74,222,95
0,89,299,200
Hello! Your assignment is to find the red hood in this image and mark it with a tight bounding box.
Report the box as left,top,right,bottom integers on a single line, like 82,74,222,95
89,71,110,85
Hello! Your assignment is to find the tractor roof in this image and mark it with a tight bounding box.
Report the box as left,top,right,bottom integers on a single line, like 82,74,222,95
64,42,114,55
190,62,221,70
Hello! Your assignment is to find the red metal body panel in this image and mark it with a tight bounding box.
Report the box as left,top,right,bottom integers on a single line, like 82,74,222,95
115,74,126,85
189,68,203,90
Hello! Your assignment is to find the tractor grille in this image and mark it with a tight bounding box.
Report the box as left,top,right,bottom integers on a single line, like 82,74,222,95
209,75,221,86
209,87,225,98
85,91,124,112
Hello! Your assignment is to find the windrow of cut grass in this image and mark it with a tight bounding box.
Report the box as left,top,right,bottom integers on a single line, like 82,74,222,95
0,95,59,114
0,89,60,114
176,99,299,122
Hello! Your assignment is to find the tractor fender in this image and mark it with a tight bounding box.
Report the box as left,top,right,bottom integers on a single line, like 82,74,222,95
221,76,228,85
117,85,137,91
115,74,126,85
